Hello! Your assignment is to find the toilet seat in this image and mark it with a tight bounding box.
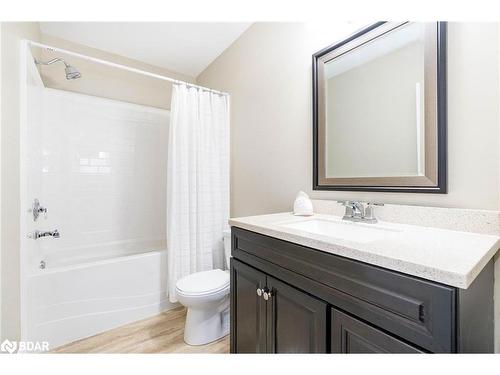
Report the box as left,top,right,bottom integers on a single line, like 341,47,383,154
176,269,230,296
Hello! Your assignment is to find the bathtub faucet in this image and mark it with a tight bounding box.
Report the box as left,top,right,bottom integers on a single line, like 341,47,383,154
28,229,60,239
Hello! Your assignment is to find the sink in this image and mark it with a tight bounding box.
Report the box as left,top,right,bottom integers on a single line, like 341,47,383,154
278,218,401,244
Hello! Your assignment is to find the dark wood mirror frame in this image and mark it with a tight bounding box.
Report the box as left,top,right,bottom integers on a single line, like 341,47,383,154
312,22,447,193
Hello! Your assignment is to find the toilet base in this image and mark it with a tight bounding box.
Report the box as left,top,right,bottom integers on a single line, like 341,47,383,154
183,297,230,346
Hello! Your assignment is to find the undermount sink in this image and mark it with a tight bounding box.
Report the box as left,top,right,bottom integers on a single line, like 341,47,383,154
278,218,401,244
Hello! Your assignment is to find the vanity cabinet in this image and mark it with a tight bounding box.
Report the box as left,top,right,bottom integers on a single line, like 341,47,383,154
230,227,494,354
231,259,327,353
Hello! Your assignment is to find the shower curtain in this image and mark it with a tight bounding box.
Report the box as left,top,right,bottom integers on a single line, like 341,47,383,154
166,83,230,303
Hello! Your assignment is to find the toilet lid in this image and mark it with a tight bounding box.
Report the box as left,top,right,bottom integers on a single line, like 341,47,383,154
176,269,229,295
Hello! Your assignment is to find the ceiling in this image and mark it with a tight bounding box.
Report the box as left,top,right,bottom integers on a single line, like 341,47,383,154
39,22,252,77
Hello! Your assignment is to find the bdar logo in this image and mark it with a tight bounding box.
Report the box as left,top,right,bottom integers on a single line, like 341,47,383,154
0,339,18,354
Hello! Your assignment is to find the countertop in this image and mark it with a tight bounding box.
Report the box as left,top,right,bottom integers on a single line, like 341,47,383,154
229,212,500,289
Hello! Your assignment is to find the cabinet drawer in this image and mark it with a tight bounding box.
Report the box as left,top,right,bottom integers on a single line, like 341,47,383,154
331,309,424,353
232,227,456,352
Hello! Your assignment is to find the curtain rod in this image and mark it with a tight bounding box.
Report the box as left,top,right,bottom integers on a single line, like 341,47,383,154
27,40,229,96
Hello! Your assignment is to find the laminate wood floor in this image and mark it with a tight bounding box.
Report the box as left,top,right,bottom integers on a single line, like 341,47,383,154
51,307,229,354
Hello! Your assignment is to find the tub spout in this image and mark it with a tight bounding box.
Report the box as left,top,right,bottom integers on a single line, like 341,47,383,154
28,229,60,239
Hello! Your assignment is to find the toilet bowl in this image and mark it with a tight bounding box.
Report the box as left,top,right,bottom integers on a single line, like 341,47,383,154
175,229,232,345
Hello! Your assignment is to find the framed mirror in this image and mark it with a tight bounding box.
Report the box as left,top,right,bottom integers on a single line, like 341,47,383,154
312,22,447,193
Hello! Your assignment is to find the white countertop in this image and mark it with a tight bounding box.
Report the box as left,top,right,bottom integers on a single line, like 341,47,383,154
229,212,500,289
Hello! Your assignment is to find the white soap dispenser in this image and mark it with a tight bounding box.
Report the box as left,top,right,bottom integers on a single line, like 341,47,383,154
293,191,314,216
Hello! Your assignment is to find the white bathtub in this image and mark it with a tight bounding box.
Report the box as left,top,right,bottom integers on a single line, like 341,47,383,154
24,249,176,350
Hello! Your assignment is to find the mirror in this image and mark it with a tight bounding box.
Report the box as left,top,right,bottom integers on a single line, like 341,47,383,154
312,22,447,193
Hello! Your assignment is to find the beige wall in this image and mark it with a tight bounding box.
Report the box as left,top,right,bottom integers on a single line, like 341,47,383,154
1,22,41,341
38,34,195,109
197,22,500,217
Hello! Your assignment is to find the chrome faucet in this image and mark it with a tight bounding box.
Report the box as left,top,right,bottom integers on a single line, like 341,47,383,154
28,229,60,239
337,201,384,224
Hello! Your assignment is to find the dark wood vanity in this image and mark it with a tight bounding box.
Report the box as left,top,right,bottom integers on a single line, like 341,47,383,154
230,227,494,353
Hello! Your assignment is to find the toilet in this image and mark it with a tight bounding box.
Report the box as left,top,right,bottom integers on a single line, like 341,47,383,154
175,229,232,345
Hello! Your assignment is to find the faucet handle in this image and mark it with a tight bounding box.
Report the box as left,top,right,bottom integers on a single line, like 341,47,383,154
336,200,354,218
364,202,384,222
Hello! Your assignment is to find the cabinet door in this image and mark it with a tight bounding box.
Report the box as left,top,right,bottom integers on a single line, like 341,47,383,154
266,277,327,353
230,259,267,353
331,309,424,353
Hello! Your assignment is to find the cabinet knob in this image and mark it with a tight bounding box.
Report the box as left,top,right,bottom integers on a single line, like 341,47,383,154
263,290,273,301
256,288,263,297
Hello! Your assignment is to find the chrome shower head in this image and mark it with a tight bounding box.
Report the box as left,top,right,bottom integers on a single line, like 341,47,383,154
35,57,82,80
64,64,81,80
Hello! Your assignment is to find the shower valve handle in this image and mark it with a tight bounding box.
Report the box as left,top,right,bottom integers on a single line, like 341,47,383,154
32,199,48,221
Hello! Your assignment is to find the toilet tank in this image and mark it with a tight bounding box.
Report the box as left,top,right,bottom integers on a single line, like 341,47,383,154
223,229,231,270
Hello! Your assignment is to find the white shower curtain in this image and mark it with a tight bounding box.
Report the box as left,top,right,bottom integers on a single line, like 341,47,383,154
167,83,230,303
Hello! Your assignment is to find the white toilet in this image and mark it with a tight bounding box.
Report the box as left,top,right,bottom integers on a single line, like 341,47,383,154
175,229,232,345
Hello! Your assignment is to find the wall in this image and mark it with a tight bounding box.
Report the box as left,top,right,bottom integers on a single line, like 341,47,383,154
38,34,196,110
197,22,500,217
0,21,41,341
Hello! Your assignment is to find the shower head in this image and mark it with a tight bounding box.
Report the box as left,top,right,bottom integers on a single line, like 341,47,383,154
64,64,82,80
35,57,82,80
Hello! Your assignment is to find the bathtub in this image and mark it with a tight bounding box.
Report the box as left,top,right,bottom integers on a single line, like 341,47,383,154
24,248,177,350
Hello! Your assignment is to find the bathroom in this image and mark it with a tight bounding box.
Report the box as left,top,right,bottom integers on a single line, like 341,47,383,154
2,1,500,374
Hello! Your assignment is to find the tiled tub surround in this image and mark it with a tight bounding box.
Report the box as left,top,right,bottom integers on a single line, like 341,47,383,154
229,200,500,351
29,88,170,268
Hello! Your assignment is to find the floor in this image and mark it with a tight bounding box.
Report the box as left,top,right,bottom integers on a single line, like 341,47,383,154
51,307,230,354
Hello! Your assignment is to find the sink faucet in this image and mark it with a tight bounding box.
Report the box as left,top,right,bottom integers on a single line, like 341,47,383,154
337,201,384,224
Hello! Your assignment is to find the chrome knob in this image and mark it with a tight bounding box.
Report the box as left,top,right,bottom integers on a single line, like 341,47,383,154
256,288,263,297
263,289,273,301
32,198,48,221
